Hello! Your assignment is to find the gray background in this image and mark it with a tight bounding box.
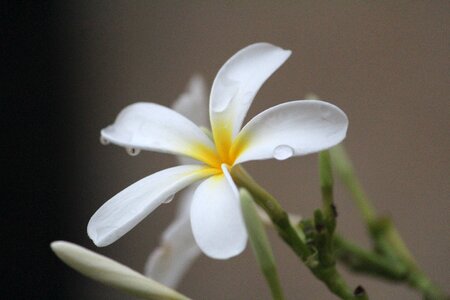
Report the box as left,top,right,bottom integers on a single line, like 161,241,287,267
61,2,449,299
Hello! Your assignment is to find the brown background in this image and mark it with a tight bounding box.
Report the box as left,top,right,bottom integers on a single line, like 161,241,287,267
60,2,449,299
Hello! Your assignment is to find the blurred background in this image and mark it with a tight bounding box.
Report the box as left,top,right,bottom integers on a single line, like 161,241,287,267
3,1,449,299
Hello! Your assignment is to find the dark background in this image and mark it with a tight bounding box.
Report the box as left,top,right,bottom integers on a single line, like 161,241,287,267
3,1,449,299
2,2,71,299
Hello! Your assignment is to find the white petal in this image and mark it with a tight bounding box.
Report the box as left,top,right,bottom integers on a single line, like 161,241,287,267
172,75,209,128
144,214,201,288
190,175,247,259
101,102,218,164
88,165,218,247
221,164,239,198
144,185,201,287
210,43,291,142
51,241,190,300
173,183,197,219
232,100,348,164
171,76,210,166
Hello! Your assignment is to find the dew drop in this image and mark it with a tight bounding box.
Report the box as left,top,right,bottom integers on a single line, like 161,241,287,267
99,136,110,145
273,145,294,160
163,194,174,204
126,147,141,156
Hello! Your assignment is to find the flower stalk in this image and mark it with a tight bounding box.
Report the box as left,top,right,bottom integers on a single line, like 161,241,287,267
232,165,360,300
240,189,285,300
231,165,310,260
330,144,447,300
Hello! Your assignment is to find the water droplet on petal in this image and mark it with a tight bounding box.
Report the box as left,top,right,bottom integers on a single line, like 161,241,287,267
99,136,110,145
163,194,174,204
273,145,294,160
126,147,140,156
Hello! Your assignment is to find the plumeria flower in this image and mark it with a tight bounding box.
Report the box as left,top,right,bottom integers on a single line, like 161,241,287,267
88,42,348,260
144,77,304,287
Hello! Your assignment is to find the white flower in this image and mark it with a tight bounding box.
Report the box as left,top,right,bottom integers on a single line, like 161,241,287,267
88,42,348,260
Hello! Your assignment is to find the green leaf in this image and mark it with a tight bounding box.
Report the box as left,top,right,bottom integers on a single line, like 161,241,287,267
240,189,284,300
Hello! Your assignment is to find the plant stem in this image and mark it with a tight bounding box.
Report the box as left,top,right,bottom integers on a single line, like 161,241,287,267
232,165,358,300
310,265,355,300
407,270,447,300
240,189,285,300
319,151,337,233
232,165,310,260
330,144,447,299
329,145,376,224
334,235,407,280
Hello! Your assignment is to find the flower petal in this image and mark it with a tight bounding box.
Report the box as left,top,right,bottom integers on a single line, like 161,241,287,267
144,186,201,288
232,100,348,164
144,214,200,288
209,43,291,161
101,102,219,166
51,241,190,300
172,75,209,128
190,174,247,259
171,76,210,166
88,165,218,247
144,75,210,286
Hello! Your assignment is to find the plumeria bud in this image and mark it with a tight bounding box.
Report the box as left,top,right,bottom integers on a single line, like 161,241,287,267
51,241,190,300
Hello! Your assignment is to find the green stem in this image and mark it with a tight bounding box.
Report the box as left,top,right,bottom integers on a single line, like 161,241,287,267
319,151,337,233
330,144,447,299
240,189,285,300
232,165,310,260
310,266,355,300
334,235,407,280
329,145,376,224
232,166,357,300
407,271,447,300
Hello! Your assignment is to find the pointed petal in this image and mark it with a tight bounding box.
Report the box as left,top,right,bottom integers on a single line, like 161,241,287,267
209,43,291,160
232,100,348,164
51,241,190,300
171,76,210,166
172,75,209,128
173,183,197,219
144,185,201,288
88,165,218,247
190,175,247,259
101,102,219,166
144,214,201,288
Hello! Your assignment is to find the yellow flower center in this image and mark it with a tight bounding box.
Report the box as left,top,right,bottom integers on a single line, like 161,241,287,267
186,122,248,170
